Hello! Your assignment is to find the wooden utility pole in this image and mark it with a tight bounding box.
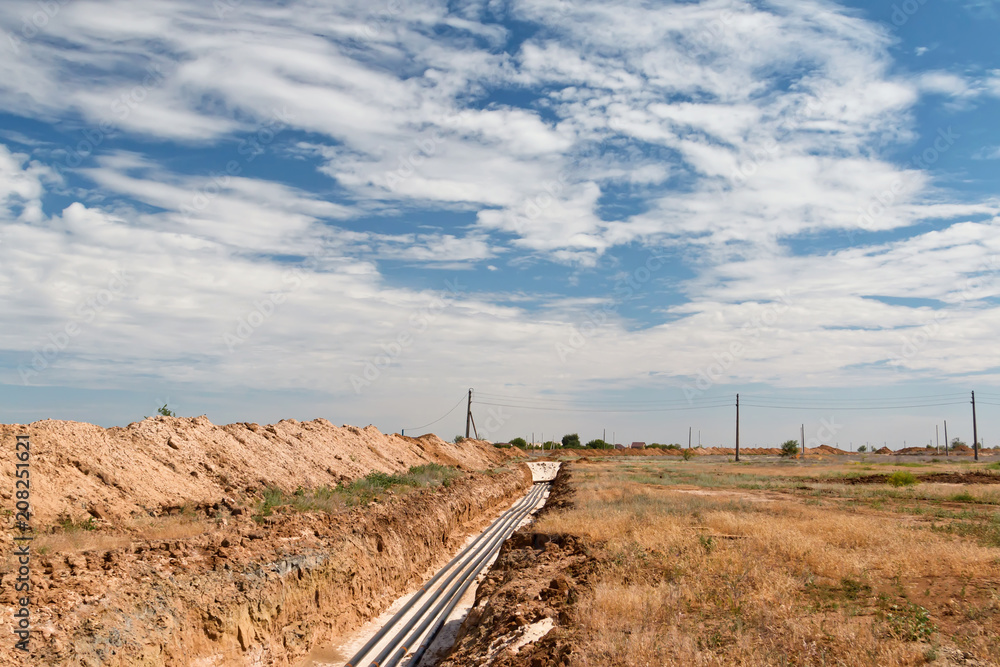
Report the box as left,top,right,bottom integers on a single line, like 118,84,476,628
465,388,473,439
972,391,979,461
735,394,740,462
944,421,949,457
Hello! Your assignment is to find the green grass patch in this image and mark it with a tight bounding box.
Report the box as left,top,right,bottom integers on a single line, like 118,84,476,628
56,516,99,532
949,491,976,503
878,598,935,642
252,464,464,522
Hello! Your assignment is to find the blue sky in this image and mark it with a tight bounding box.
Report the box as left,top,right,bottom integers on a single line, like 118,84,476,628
1,0,999,449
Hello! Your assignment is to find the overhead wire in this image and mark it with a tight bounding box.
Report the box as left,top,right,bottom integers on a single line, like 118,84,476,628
473,389,983,414
401,393,468,432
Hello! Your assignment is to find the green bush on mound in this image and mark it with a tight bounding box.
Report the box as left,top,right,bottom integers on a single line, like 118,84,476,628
886,471,918,487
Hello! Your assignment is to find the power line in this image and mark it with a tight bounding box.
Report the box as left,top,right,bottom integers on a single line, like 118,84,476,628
739,392,969,404
741,401,969,411
473,391,727,407
473,400,733,413
402,393,468,433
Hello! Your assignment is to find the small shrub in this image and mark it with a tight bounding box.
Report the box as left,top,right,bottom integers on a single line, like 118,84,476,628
887,471,918,487
510,437,528,449
949,491,975,503
780,440,799,457
682,449,695,461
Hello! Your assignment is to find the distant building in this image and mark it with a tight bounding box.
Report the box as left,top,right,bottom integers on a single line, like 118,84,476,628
630,441,646,449
614,443,625,450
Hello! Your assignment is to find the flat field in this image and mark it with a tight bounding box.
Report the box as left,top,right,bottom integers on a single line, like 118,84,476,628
532,456,1000,666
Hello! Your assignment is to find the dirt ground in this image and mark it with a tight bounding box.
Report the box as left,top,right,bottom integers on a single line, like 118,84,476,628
0,417,523,526
441,459,1000,666
0,418,528,666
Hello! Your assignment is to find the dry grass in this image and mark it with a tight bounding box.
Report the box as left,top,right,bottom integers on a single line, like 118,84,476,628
539,461,1000,666
32,531,132,555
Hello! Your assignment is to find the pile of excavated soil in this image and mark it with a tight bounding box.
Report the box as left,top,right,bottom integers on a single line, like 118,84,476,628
812,444,849,455
0,417,523,526
837,471,1000,485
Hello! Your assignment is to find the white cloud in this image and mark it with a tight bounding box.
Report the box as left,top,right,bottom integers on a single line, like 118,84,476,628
973,146,1000,160
1,1,999,436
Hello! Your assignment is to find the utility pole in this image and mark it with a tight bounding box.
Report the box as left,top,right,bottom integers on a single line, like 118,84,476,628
944,420,948,457
936,424,939,455
972,390,979,461
688,426,692,449
800,424,805,459
465,388,473,439
735,394,740,462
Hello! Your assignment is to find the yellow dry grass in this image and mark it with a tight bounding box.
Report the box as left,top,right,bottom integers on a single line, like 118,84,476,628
538,461,1000,666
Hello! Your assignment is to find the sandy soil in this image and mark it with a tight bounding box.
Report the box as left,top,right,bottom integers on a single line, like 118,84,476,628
0,416,523,526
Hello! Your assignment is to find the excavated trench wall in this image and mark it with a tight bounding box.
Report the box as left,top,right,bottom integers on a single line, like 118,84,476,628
5,466,531,666
0,416,530,667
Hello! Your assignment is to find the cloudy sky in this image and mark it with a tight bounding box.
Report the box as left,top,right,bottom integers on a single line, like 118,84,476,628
1,0,999,448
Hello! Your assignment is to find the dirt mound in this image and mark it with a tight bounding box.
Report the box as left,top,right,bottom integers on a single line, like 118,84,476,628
0,417,523,526
895,447,936,456
837,471,1000,485
875,446,894,455
812,444,848,455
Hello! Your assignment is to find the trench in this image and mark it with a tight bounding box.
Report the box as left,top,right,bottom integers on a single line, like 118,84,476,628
298,462,560,667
